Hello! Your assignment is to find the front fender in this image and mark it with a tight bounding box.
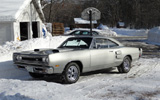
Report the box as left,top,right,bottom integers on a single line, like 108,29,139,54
48,50,90,74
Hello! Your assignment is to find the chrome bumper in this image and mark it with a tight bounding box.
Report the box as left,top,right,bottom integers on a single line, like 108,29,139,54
14,64,54,74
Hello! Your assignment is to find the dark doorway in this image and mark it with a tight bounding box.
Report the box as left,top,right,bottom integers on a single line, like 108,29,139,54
20,22,28,41
32,22,39,38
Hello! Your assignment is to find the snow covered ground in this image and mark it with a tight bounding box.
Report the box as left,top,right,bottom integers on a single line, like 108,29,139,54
1,58,160,100
0,28,160,100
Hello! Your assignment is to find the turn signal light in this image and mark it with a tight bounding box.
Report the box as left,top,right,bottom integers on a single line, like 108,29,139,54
55,65,60,67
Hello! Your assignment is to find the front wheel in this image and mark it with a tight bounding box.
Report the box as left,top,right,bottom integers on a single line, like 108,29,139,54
62,62,80,84
117,56,131,73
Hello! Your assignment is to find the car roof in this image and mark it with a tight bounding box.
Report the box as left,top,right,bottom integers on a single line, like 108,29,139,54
68,35,102,38
68,35,108,39
72,29,97,32
68,36,123,46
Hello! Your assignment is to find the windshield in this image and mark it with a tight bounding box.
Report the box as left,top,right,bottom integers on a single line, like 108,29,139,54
59,37,92,49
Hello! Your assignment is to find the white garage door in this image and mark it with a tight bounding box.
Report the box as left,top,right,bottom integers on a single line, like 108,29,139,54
0,23,12,45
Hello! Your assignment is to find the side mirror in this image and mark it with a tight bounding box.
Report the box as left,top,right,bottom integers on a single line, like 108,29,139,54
93,46,97,49
97,44,101,49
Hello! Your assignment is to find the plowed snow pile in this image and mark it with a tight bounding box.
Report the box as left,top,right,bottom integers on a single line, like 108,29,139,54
148,27,160,45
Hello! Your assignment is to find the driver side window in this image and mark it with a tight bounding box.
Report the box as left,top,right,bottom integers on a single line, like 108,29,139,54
72,31,81,35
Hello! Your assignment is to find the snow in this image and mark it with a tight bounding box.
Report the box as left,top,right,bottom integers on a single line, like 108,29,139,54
0,0,31,21
111,28,148,37
0,57,160,100
97,24,109,30
148,26,160,45
0,0,43,22
74,18,97,24
0,28,159,100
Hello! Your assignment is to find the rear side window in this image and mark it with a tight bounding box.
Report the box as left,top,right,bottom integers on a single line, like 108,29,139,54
95,38,108,49
108,40,118,48
92,31,98,35
94,38,118,49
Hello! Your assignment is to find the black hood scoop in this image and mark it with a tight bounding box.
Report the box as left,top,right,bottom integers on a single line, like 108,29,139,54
52,49,59,53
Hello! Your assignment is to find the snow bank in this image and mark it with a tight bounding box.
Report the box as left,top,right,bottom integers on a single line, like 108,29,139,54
148,27,160,45
0,36,70,79
111,28,148,37
95,29,117,37
97,24,109,30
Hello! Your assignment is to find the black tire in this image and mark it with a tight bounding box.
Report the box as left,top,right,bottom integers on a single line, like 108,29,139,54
29,72,44,78
117,56,131,73
62,62,80,84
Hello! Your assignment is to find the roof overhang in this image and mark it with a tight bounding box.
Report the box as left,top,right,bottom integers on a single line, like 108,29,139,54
0,0,45,22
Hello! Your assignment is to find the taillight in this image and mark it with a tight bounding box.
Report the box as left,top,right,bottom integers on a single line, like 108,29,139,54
139,48,142,58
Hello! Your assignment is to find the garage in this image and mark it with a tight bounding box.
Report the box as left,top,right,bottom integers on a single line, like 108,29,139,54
0,0,45,45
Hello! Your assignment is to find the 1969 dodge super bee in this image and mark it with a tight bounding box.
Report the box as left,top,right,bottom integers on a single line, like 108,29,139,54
13,36,142,84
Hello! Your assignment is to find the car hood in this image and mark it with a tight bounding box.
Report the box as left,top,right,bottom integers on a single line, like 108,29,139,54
17,48,76,55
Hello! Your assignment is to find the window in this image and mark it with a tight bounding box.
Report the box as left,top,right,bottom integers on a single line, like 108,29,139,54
108,40,118,48
95,38,108,49
82,31,90,35
92,31,98,35
59,38,92,49
94,38,119,49
71,31,81,35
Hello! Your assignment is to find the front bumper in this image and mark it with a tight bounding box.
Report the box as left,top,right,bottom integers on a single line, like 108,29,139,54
14,64,54,74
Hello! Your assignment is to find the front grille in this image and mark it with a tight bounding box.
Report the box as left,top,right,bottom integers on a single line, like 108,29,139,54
15,54,48,66
22,57,43,62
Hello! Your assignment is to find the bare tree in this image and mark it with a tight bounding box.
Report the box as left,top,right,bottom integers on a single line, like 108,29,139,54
42,0,160,28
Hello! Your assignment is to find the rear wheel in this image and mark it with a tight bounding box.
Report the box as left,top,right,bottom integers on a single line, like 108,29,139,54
29,72,44,78
62,62,80,84
117,56,131,73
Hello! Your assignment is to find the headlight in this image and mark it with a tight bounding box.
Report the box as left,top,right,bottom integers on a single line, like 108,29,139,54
42,57,49,63
16,55,22,61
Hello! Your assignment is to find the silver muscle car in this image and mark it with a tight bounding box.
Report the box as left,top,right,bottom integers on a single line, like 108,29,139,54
13,36,142,84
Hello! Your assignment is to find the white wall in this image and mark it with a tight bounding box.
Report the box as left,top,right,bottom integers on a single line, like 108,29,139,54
0,22,13,45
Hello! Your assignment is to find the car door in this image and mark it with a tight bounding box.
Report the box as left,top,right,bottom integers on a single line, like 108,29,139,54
107,39,122,67
90,38,116,71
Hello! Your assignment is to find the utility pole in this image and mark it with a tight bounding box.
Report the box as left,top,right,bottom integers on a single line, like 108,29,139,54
89,10,92,36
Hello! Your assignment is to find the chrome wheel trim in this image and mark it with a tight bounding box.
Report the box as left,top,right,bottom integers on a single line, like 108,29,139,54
124,58,130,70
67,65,78,82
